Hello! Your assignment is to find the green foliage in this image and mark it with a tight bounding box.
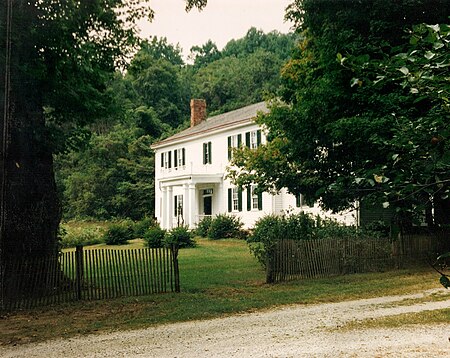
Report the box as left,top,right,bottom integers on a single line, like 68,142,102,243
143,226,166,248
343,22,450,221
164,226,196,248
56,124,155,221
58,224,105,248
190,29,296,114
230,0,450,220
195,216,213,237
439,275,450,289
103,222,134,245
56,26,295,222
133,217,157,238
207,214,244,240
189,40,222,69
248,213,382,268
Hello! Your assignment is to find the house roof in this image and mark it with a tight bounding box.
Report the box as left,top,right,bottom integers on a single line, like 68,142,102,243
151,101,268,149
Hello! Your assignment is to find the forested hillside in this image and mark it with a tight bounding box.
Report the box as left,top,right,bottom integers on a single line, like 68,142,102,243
56,28,296,221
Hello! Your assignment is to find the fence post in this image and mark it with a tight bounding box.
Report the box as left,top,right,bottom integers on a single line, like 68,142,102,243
75,245,84,300
266,246,275,284
171,244,180,292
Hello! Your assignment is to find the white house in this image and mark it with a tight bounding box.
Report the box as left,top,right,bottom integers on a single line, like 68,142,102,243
151,99,358,230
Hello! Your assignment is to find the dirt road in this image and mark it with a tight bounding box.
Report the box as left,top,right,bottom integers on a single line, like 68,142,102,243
1,289,449,357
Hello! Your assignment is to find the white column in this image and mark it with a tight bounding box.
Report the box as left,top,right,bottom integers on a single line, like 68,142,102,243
183,183,190,228
161,187,167,229
189,183,196,228
167,186,173,229
216,181,223,216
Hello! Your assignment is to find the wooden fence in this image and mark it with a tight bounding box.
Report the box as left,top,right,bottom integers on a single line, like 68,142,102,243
1,245,179,311
266,234,445,283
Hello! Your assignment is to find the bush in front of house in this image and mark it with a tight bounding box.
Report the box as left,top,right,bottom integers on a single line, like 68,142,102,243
248,212,381,268
207,213,243,240
195,216,212,237
58,223,105,248
143,225,166,248
104,222,134,245
247,214,285,268
164,225,196,248
133,217,157,238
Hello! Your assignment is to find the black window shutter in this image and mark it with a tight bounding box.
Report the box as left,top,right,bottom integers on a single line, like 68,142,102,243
174,196,178,216
257,130,262,147
174,150,178,168
237,134,242,147
208,141,212,164
245,132,250,147
247,185,251,211
182,148,186,166
161,152,164,167
203,143,207,164
228,188,232,212
238,188,243,212
168,151,172,168
227,136,232,160
296,194,301,207
258,191,263,211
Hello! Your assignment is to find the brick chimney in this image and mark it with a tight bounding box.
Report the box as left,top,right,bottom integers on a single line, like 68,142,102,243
190,99,207,127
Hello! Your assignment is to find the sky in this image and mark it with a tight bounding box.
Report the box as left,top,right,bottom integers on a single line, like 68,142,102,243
139,0,293,60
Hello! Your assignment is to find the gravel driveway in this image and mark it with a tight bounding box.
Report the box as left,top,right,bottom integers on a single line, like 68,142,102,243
1,289,449,357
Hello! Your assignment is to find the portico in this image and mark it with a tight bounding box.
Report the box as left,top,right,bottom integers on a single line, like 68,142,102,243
159,174,223,229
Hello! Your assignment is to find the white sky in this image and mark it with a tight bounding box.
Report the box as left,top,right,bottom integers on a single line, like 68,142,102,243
139,0,293,59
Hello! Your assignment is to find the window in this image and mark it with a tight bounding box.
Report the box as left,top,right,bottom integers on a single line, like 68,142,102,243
296,193,308,208
247,185,262,211
203,141,212,164
161,151,171,169
228,187,242,212
227,134,242,160
245,130,261,149
174,195,184,223
232,188,239,211
174,148,185,168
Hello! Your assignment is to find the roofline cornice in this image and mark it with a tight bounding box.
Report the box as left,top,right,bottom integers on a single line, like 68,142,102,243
151,117,259,150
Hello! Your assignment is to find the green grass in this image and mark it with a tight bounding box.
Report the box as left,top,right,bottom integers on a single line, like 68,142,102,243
335,309,450,330
0,238,444,346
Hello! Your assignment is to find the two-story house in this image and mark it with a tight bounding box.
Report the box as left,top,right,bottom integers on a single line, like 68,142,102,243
151,99,358,229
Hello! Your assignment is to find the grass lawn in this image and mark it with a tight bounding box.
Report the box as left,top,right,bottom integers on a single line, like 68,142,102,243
0,238,445,345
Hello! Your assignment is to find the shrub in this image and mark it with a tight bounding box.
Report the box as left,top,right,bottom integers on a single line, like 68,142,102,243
103,222,134,245
164,226,196,248
58,224,105,248
248,215,284,268
248,212,381,268
144,225,166,248
133,217,157,238
207,214,243,240
195,216,212,237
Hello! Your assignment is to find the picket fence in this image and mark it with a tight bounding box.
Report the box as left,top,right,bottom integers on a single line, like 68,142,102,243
1,245,179,311
266,234,446,283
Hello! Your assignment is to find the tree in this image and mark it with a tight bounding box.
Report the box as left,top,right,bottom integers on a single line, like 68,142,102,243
222,27,295,60
0,0,206,299
229,0,450,223
57,125,155,221
344,22,450,224
190,29,295,114
189,40,222,69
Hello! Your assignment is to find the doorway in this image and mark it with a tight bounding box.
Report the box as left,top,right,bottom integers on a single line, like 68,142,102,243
203,196,212,216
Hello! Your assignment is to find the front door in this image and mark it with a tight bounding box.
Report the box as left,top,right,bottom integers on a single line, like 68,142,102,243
203,196,212,216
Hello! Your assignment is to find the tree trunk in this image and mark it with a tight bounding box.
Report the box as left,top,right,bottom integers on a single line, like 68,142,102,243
1,0,61,304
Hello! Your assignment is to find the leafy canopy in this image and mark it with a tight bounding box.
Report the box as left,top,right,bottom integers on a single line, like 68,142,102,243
229,0,450,219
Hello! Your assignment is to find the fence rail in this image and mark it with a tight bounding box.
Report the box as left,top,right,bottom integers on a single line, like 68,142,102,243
267,233,446,283
1,245,179,311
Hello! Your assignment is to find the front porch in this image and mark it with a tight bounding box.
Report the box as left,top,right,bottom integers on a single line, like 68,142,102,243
159,174,224,229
